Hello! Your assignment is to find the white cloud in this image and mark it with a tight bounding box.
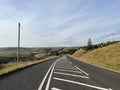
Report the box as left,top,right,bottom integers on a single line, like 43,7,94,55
0,0,120,47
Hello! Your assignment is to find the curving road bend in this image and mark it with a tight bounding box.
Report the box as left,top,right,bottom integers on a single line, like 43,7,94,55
0,56,120,90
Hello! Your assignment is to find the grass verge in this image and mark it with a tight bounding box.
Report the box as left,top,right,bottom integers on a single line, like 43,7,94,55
0,56,58,76
70,55,120,72
71,42,120,72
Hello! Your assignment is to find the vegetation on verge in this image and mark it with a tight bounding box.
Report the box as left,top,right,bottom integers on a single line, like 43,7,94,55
72,42,120,71
82,40,120,51
0,56,57,76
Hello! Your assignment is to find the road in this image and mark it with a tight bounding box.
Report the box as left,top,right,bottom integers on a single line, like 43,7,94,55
0,56,120,90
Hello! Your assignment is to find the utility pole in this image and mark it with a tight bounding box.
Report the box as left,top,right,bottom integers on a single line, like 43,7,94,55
17,22,20,62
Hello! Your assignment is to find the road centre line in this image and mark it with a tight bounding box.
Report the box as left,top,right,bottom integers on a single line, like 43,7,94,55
54,72,89,79
45,60,58,90
54,69,82,73
38,61,55,90
53,77,111,90
74,66,89,76
51,87,61,90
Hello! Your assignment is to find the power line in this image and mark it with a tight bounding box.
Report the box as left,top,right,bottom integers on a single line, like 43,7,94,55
0,8,18,23
0,8,21,62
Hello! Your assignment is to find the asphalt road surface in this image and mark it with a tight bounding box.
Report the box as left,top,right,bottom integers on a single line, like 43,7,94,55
0,56,120,90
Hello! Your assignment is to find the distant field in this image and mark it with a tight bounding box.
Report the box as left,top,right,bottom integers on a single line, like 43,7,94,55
72,42,120,71
0,47,79,63
0,48,35,63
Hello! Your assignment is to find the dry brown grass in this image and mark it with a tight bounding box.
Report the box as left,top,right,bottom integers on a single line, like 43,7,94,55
72,42,120,71
0,56,57,76
72,49,86,57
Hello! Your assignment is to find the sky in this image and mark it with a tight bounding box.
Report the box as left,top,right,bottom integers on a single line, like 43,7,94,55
0,0,120,47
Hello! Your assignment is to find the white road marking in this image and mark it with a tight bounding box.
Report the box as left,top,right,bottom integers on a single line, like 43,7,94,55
54,72,89,79
53,77,110,90
55,64,72,66
45,60,58,90
55,67,77,70
38,62,55,90
56,66,75,68
56,63,70,65
56,64,73,66
54,69,82,73
51,87,61,90
55,66,75,69
74,66,89,76
69,61,72,64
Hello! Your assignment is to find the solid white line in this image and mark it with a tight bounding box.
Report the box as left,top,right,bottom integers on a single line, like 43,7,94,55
51,87,61,90
38,62,54,90
54,69,82,73
53,77,110,90
74,66,89,76
45,60,58,90
54,72,89,79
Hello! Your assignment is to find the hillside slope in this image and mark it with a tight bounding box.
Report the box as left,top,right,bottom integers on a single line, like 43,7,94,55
72,49,86,57
72,42,120,71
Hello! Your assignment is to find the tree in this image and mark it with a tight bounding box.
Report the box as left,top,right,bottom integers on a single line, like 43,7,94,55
87,38,92,46
87,38,93,50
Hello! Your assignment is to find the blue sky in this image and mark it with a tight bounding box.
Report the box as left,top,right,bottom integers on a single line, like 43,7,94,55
0,0,120,47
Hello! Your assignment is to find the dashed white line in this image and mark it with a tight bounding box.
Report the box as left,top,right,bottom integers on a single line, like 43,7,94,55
74,66,89,76
54,69,82,73
53,77,110,90
51,87,61,90
54,72,89,79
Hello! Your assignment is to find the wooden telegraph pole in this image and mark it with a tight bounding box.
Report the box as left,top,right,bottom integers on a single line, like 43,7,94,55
17,22,20,62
